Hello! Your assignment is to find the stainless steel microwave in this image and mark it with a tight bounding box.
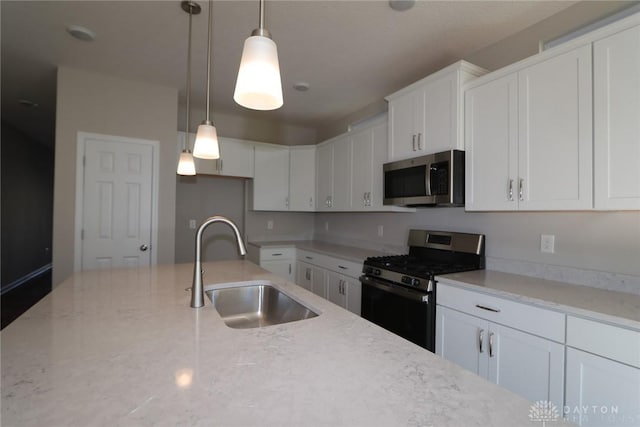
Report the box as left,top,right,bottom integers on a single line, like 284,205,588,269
383,150,465,207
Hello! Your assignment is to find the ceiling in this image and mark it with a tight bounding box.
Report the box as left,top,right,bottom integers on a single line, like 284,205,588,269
1,1,580,147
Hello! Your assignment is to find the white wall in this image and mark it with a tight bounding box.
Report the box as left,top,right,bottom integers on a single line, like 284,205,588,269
54,67,178,285
314,210,640,278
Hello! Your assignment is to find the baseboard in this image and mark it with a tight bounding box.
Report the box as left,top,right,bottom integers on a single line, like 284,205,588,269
1,264,52,296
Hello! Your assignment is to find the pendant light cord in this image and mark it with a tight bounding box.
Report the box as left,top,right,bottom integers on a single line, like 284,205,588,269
205,0,212,123
259,0,264,30
186,7,193,143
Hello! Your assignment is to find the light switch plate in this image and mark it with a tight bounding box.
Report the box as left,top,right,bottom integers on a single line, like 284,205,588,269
189,219,196,229
540,234,555,253
267,220,274,230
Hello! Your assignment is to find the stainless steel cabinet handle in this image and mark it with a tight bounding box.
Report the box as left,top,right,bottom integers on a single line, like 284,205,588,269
417,133,422,150
479,329,484,353
271,253,283,256
285,197,289,208
475,304,500,313
508,179,514,201
412,134,417,151
338,265,347,270
519,178,524,201
309,197,313,207
289,264,292,275
489,332,494,358
305,268,311,281
305,256,313,260
140,244,148,252
219,159,223,173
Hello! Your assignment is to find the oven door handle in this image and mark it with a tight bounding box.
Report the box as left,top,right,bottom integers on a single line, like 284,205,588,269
360,276,430,303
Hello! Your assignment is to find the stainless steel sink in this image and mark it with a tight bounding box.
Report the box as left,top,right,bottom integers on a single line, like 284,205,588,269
205,282,318,329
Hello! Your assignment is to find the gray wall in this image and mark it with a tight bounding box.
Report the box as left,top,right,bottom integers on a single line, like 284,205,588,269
174,175,245,264
53,67,178,286
314,210,640,277
1,122,54,289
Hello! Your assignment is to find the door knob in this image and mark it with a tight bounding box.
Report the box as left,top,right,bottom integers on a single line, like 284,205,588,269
140,244,148,252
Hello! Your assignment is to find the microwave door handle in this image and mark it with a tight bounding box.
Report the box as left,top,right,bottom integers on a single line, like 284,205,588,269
425,163,432,196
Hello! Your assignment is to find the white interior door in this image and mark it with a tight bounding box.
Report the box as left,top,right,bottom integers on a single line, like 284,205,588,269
81,135,155,270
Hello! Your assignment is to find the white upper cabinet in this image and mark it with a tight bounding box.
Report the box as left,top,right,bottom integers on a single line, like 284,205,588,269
252,144,290,211
387,60,486,162
518,44,593,210
594,24,640,210
176,132,253,178
315,141,334,211
332,135,352,210
465,73,519,211
288,146,316,211
214,137,254,178
351,119,389,210
465,45,593,211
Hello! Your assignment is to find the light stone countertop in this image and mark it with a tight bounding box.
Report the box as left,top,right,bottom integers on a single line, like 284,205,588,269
437,270,640,330
248,240,387,264
1,260,542,426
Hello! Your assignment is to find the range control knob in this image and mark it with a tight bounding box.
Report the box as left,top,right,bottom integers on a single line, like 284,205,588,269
374,269,381,276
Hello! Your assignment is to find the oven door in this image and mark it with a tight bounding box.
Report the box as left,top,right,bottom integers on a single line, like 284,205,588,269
360,275,435,352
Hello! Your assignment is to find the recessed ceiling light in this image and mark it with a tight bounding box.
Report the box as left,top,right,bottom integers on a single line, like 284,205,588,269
66,25,96,42
389,0,415,12
17,99,39,108
293,82,310,92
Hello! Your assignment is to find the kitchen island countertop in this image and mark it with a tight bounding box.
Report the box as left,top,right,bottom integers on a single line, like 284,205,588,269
1,261,539,426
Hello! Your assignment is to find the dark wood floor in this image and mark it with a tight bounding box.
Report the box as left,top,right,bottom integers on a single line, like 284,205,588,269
1,270,52,329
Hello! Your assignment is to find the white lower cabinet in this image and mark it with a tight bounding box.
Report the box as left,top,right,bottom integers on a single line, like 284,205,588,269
248,246,296,282
565,348,640,427
296,260,326,298
295,249,362,315
326,271,361,316
565,315,640,426
436,282,565,410
436,305,564,409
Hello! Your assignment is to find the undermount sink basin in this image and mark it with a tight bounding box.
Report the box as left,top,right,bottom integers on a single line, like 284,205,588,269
205,282,318,329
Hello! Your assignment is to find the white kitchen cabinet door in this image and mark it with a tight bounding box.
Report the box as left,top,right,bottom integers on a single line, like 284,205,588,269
518,44,593,210
369,120,389,210
488,323,564,411
253,144,290,211
465,73,518,211
289,146,316,211
311,266,327,298
332,135,352,210
594,24,640,210
216,137,254,178
423,71,459,153
326,271,361,315
351,128,374,210
261,259,294,282
343,275,361,316
388,90,424,161
565,347,640,427
296,261,313,291
315,142,333,211
436,306,488,378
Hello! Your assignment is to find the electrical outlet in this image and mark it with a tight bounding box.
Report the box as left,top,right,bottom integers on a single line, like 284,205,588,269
540,234,555,253
377,225,384,237
324,222,329,231
189,219,196,229
267,220,274,230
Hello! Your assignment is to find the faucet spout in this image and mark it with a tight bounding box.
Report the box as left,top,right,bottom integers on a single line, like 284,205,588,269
191,216,247,308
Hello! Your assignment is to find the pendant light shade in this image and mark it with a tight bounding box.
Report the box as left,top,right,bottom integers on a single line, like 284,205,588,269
177,150,196,175
193,0,220,160
234,34,283,110
193,121,219,159
234,0,283,111
177,1,201,176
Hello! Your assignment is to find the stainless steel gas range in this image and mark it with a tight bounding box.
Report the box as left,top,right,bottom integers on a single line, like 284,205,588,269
360,229,485,352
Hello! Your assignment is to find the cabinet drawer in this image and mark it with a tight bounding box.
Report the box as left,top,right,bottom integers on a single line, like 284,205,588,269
260,247,295,261
324,257,362,279
567,316,640,368
437,282,565,342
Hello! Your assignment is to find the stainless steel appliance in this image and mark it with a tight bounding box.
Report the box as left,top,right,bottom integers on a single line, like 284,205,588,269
383,150,465,207
360,229,485,352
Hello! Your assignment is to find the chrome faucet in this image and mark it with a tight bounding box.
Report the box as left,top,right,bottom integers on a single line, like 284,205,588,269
191,216,247,308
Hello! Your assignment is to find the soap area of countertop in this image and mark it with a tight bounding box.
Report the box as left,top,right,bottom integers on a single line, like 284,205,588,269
1,260,538,426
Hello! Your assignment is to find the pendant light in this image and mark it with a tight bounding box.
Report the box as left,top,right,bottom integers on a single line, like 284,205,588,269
177,1,200,176
193,0,220,159
233,0,283,111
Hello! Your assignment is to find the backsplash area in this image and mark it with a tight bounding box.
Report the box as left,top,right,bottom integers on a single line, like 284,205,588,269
313,209,640,295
